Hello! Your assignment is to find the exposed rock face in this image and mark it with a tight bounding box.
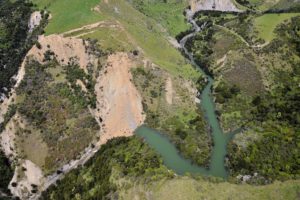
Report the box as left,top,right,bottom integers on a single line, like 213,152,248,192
28,11,42,33
9,160,44,200
190,0,241,13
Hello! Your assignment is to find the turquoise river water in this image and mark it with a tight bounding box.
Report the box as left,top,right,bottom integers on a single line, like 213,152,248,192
135,10,237,179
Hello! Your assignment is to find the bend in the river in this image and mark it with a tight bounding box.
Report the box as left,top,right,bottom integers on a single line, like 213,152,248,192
136,9,235,179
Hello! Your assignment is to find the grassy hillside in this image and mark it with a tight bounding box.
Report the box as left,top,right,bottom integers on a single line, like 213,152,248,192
128,0,190,36
119,177,300,200
34,0,200,80
99,0,199,80
80,24,136,52
254,13,300,42
32,0,104,34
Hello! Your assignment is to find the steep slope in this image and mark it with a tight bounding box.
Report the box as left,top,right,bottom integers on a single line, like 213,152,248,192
1,0,207,198
95,53,145,144
0,35,102,198
1,0,300,199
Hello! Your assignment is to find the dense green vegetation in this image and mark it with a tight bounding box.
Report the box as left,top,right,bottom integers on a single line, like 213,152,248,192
0,0,47,194
41,137,171,199
0,0,46,97
0,150,13,194
185,10,300,182
185,20,215,75
64,62,97,108
228,62,300,182
226,16,300,182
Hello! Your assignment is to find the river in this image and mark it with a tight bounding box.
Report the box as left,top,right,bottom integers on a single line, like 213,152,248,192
135,9,236,179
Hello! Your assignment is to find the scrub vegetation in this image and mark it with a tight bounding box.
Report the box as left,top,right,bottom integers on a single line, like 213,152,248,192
132,66,211,166
14,57,100,172
227,16,300,182
2,0,300,198
189,9,300,183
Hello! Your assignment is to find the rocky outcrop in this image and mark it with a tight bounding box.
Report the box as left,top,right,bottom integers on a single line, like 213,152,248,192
190,0,241,13
28,11,42,33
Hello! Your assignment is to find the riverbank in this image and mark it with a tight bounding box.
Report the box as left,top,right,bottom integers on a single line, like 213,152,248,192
135,7,235,179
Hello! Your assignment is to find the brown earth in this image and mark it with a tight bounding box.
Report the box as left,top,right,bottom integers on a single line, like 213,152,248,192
165,77,173,105
95,52,145,144
28,34,97,73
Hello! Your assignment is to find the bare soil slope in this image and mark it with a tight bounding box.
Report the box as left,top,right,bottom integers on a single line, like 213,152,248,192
96,53,145,144
28,35,95,72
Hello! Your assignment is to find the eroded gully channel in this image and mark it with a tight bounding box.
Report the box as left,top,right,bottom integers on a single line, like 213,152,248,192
135,9,237,179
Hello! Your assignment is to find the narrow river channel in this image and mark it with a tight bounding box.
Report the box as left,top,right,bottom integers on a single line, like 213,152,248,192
135,9,235,179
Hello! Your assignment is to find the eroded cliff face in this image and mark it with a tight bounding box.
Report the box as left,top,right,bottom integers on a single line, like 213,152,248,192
0,34,100,199
190,0,241,13
95,52,145,144
0,29,147,199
